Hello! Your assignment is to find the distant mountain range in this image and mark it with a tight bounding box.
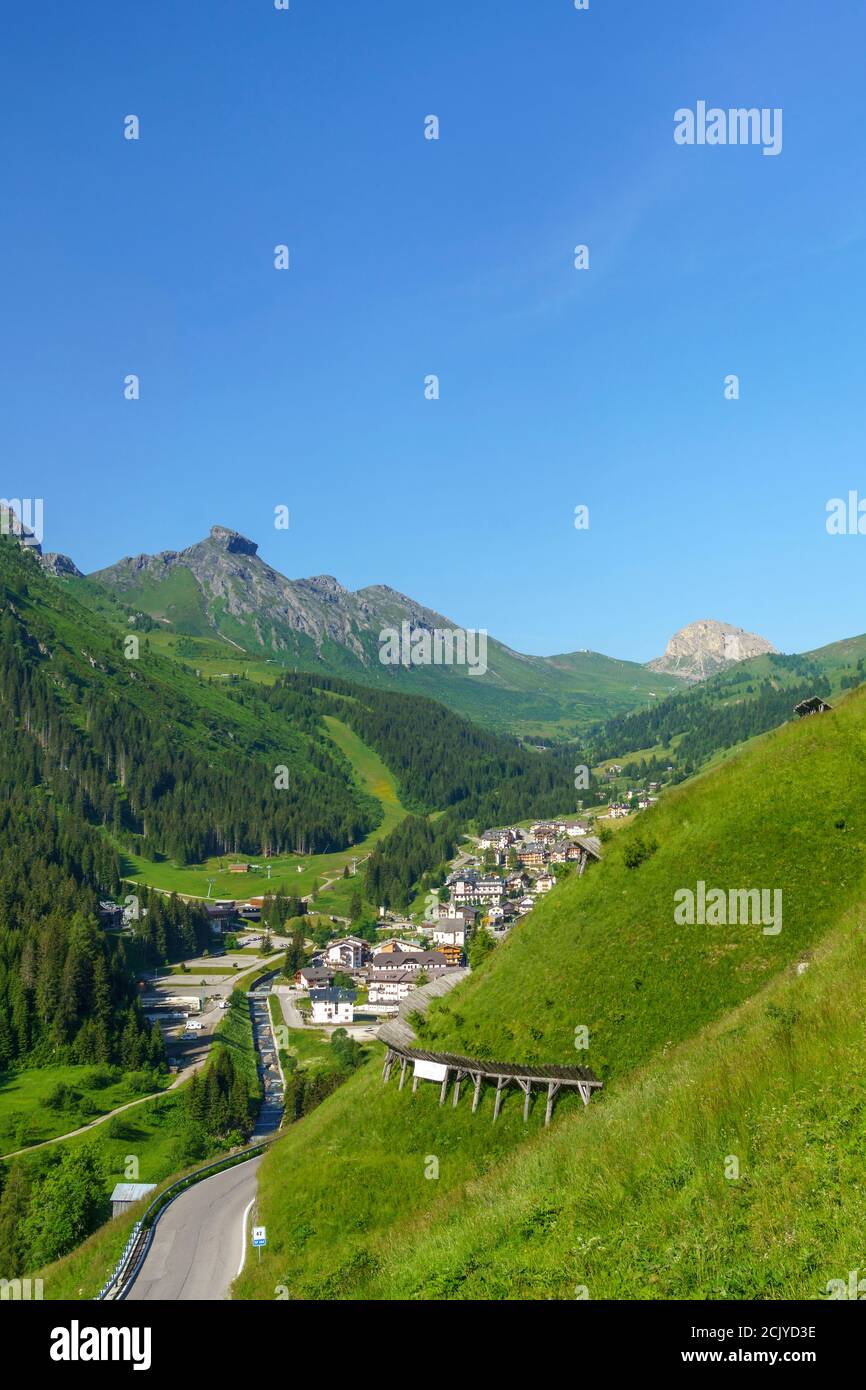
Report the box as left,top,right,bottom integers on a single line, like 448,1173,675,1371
9,516,802,738
75,524,684,737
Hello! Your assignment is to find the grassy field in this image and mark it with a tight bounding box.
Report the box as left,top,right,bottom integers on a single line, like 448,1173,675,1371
0,1065,171,1155
116,715,408,903
237,913,866,1300
232,683,866,1300
418,684,866,1079
269,998,341,1073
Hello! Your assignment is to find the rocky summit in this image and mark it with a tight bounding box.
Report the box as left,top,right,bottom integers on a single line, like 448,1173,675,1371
647,619,778,683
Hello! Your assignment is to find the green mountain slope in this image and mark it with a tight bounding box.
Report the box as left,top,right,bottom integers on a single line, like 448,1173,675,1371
233,684,866,1300
584,640,866,783
237,914,866,1301
78,524,684,738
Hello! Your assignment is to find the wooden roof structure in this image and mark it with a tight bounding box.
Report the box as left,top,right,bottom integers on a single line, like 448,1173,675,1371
794,696,833,717
382,1041,602,1126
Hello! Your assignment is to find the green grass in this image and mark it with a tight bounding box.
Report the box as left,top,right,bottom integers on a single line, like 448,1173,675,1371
239,914,866,1301
269,999,341,1073
213,991,263,1101
232,1045,546,1300
419,684,866,1079
13,1087,191,1204
117,715,408,903
232,683,866,1300
0,1065,171,1155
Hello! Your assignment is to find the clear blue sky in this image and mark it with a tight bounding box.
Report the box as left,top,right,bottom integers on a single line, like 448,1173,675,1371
3,1,866,661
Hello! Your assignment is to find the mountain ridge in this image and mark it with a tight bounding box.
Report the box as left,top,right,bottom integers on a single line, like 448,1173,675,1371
77,524,687,737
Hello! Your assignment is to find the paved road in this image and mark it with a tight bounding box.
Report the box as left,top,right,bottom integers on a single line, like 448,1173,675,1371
125,985,284,1300
272,986,305,1030
126,1155,262,1301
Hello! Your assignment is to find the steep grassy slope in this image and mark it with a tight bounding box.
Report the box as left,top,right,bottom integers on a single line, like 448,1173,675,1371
235,685,866,1300
239,915,866,1301
421,687,866,1077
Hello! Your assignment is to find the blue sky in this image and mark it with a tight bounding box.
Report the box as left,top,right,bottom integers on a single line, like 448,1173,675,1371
3,0,866,661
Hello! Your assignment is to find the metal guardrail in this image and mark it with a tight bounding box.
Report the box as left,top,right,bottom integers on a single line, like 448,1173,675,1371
96,1137,278,1301
97,976,286,1300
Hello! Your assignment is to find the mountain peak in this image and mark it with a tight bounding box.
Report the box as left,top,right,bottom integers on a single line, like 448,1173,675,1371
40,551,83,578
648,619,778,683
299,575,349,596
207,525,259,557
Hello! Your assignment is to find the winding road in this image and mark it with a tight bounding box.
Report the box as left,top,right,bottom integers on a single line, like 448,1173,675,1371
126,1155,262,1301
123,981,284,1301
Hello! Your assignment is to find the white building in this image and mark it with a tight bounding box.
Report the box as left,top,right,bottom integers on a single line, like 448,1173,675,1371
533,872,556,894
451,874,504,907
323,937,370,970
431,918,466,948
367,969,416,1005
309,987,356,1024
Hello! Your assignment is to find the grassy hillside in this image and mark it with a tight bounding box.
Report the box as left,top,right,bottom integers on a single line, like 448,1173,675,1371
421,686,866,1077
237,915,866,1301
234,684,866,1300
116,713,409,902
587,641,866,784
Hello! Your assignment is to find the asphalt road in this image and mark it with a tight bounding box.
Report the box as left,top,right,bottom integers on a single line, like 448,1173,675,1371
126,986,284,1300
126,1155,262,1301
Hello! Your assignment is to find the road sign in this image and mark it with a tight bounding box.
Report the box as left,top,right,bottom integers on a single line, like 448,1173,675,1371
252,1226,267,1248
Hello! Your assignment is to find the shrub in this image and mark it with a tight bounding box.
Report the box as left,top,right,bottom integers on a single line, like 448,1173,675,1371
44,1083,82,1112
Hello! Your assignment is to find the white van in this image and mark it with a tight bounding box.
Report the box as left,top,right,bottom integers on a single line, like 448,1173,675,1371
186,1019,203,1031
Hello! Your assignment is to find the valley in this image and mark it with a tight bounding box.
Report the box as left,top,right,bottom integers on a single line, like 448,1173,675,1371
4,524,866,1309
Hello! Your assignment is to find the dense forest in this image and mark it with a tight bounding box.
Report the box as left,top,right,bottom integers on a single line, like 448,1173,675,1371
269,674,580,820
584,657,834,773
365,812,462,909
268,675,591,908
0,540,380,864
0,791,162,1071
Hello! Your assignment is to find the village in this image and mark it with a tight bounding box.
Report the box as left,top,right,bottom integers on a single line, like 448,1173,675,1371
105,775,670,1059
281,816,605,1027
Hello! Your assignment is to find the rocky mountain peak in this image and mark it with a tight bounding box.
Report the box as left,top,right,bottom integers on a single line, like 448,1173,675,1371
648,619,778,683
207,525,259,557
40,552,83,578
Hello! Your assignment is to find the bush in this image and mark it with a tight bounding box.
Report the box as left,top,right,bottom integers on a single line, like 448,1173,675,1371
44,1083,82,1112
125,1068,157,1094
82,1065,121,1091
622,835,658,870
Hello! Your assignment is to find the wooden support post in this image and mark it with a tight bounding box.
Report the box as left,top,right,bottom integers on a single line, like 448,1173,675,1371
398,1057,408,1090
472,1073,482,1113
439,1068,450,1105
520,1079,531,1122
493,1076,507,1122
412,1073,419,1093
544,1080,561,1126
452,1071,465,1107
577,1081,591,1107
382,1049,395,1083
